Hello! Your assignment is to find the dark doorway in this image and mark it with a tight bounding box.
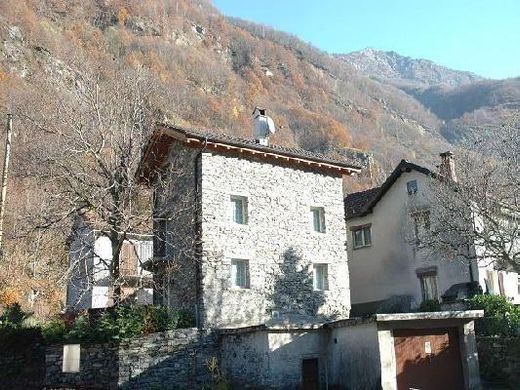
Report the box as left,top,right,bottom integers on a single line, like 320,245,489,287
394,327,464,390
302,358,319,390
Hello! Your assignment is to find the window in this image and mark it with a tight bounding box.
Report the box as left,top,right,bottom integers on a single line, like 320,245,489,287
352,225,372,249
231,259,250,288
310,207,326,233
153,219,167,257
412,210,431,244
313,264,329,291
230,196,248,224
407,180,418,195
417,267,438,302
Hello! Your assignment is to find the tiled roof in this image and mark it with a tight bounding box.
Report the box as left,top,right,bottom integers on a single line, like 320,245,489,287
344,160,435,219
175,126,364,170
344,187,381,218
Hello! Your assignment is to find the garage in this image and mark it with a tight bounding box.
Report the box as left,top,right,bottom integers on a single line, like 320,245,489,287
394,327,464,390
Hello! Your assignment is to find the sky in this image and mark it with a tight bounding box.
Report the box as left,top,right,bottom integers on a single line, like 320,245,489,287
213,0,520,80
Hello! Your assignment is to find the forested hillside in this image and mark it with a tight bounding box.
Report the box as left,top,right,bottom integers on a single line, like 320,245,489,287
0,0,513,316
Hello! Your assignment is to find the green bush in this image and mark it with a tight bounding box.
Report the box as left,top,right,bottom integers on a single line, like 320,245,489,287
467,294,520,336
0,303,31,328
418,299,441,312
42,305,195,344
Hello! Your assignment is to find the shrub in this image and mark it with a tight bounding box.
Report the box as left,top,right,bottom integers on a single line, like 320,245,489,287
42,305,195,344
418,299,441,312
0,303,31,328
467,294,520,336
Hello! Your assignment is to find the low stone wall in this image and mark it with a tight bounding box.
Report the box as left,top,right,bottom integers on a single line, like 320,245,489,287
477,336,520,388
45,328,219,389
0,328,45,390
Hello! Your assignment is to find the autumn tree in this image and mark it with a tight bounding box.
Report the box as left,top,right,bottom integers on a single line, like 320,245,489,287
18,60,161,305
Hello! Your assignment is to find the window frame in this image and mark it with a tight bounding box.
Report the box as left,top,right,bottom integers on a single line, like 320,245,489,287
407,180,418,195
230,195,248,225
310,206,326,233
351,224,372,249
412,210,431,244
231,258,250,289
416,267,438,302
313,263,329,291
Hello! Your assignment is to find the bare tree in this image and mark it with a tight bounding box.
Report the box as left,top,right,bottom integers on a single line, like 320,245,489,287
19,60,160,304
408,119,520,273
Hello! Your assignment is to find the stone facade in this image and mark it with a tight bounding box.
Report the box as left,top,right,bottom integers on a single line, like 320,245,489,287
45,329,218,389
155,140,351,328
200,152,350,327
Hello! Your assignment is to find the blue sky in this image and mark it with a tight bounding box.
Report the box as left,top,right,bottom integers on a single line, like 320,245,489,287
213,0,520,79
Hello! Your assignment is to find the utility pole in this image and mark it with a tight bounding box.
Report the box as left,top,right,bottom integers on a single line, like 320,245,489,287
0,114,13,253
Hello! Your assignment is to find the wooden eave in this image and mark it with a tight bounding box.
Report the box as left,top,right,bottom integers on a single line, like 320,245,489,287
137,126,361,183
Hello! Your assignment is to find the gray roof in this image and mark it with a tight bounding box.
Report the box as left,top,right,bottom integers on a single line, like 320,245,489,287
172,125,364,170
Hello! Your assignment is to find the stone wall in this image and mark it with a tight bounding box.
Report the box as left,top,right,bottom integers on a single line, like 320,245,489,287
0,328,44,390
200,152,350,327
477,336,520,388
45,329,219,389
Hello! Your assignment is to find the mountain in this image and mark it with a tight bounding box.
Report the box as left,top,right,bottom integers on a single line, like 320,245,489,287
336,48,483,89
338,48,519,143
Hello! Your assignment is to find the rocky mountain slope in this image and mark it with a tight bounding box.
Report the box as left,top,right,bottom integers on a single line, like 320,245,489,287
338,49,519,143
337,48,483,88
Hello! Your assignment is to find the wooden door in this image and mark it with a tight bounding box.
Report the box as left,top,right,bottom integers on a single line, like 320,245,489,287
394,327,464,390
302,358,319,390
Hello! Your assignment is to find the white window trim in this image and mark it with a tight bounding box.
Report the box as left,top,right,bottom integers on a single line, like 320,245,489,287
313,263,329,291
352,225,372,249
309,206,326,234
229,194,249,225
230,258,251,289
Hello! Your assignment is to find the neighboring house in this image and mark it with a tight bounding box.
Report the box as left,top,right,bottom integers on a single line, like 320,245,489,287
345,154,520,316
66,217,154,309
138,109,362,328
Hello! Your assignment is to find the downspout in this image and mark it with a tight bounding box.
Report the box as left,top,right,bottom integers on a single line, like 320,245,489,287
194,137,208,329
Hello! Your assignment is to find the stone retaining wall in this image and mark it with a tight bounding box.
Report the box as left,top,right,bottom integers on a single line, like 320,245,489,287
45,328,219,389
477,336,520,388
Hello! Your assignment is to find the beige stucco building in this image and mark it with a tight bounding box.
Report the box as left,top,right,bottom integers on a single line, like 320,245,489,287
345,157,520,316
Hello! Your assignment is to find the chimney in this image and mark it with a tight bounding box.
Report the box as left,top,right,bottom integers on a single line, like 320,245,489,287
252,107,276,146
439,151,457,182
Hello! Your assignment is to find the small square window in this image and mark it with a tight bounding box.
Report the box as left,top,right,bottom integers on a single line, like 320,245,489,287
231,259,250,288
310,207,326,233
230,196,248,224
407,180,418,195
412,210,431,244
419,274,438,302
352,225,372,248
313,264,329,291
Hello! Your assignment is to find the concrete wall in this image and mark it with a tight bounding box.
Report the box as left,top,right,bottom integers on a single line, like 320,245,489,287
45,329,218,390
220,329,329,389
327,321,381,390
347,170,475,314
199,152,350,327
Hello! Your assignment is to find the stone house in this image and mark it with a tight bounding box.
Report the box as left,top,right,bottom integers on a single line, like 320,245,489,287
134,113,484,389
138,110,362,328
345,155,520,316
66,216,154,309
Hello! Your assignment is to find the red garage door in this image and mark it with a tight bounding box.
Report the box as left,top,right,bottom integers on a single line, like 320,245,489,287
394,327,464,390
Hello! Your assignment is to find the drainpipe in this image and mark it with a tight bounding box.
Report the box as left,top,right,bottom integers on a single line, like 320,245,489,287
194,138,208,329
